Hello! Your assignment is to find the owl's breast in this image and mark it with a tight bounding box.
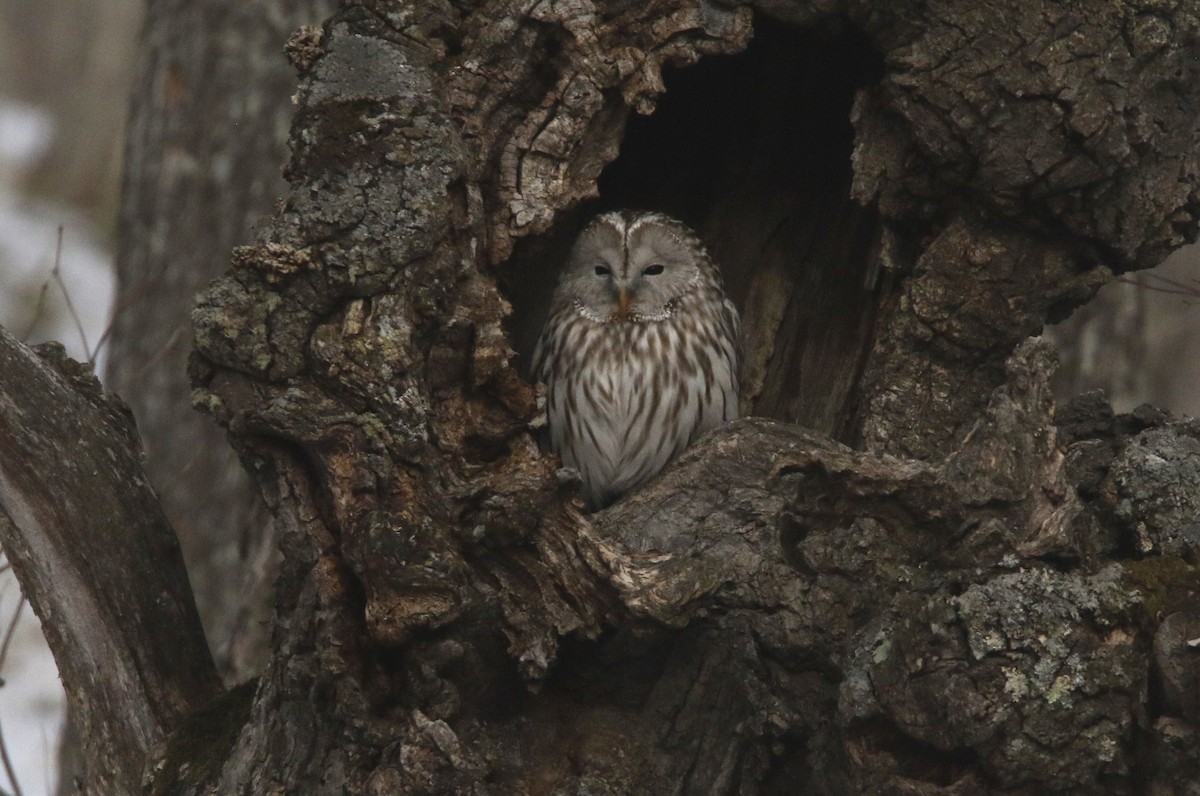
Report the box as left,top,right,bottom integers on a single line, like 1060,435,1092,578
576,321,649,421
541,306,736,510
577,321,695,475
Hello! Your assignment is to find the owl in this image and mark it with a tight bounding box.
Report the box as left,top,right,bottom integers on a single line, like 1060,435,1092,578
533,210,740,511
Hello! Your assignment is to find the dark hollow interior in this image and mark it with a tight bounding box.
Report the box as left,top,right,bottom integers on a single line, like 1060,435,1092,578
501,16,884,439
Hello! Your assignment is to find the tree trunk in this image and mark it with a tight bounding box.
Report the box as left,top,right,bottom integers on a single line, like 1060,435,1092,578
6,1,1200,793
108,0,337,681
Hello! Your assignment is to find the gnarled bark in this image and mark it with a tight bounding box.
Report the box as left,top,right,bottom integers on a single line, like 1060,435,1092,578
182,0,1200,791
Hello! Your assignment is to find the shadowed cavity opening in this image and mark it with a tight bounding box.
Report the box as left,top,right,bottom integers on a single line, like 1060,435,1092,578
502,16,884,440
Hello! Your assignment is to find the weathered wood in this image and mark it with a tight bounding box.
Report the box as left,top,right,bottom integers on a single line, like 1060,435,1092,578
0,0,1196,793
180,0,1200,791
0,329,220,794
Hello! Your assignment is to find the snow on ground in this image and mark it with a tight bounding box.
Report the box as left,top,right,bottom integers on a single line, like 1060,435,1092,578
0,577,64,796
0,102,114,370
0,98,112,796
0,103,52,167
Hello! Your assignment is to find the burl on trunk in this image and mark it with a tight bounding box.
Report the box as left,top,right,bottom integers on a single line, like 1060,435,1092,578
3,1,1199,794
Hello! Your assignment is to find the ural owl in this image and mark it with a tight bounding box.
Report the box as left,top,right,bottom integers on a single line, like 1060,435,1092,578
533,210,740,510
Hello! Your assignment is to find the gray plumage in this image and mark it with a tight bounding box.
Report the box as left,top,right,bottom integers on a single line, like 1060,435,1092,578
533,210,740,510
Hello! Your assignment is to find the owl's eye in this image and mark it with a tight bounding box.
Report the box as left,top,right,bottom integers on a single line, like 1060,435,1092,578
594,265,611,276
643,263,665,276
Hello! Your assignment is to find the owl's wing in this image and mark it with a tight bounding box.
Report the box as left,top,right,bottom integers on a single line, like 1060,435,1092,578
720,297,742,421
721,297,742,369
531,331,547,383
530,309,559,385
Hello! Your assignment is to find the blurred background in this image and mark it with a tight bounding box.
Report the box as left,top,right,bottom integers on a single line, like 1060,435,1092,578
0,4,1197,795
0,2,141,794
0,0,137,366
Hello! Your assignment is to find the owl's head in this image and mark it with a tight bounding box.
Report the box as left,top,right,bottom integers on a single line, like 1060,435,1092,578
556,211,717,322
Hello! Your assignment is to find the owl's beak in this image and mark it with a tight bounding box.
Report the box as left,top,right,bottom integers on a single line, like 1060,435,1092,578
617,287,631,315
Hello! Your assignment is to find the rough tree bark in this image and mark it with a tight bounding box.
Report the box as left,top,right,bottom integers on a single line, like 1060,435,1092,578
2,1,1199,794
109,0,337,680
0,331,219,794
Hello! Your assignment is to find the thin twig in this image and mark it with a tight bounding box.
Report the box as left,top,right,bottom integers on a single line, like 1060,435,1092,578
1137,271,1200,293
50,227,93,363
90,275,157,368
41,724,51,796
0,718,20,796
1116,274,1200,298
126,324,186,388
0,598,24,673
0,596,24,796
18,281,50,344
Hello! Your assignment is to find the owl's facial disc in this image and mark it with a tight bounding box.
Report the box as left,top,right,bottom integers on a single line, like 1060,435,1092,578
605,270,653,321
588,263,638,320
561,211,704,323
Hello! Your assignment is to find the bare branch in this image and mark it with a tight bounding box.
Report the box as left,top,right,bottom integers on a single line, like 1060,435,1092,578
44,227,95,366
1117,272,1200,298
0,326,221,792
0,718,18,796
0,596,24,676
0,591,25,796
17,282,50,345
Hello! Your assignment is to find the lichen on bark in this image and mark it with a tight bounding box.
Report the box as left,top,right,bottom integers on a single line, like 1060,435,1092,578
177,0,1200,792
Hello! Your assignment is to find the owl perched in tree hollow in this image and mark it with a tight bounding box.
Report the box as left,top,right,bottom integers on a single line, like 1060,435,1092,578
533,210,740,511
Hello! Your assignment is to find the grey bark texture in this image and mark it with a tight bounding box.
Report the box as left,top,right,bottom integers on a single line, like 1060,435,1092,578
0,329,220,795
108,0,337,681
3,0,1200,793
